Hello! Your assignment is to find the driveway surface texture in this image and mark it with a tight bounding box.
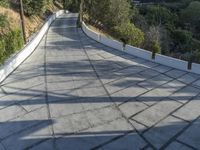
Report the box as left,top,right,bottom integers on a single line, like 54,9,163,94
0,13,200,150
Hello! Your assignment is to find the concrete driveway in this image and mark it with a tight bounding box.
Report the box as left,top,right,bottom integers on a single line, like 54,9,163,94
0,13,200,150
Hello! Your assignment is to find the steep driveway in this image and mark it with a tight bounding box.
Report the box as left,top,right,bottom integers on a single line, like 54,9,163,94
0,13,200,150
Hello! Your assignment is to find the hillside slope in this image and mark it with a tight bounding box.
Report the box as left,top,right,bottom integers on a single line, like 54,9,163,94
0,2,61,39
0,1,62,63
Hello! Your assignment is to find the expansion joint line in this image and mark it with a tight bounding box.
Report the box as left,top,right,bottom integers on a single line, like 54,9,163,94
44,28,57,149
77,28,155,149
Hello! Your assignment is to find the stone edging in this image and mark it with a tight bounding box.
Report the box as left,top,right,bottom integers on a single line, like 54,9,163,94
81,22,200,75
0,10,65,83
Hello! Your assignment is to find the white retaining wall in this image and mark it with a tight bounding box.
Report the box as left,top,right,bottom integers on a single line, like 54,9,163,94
99,35,123,51
0,10,64,83
81,21,200,75
192,63,200,74
155,54,188,71
82,22,123,51
125,45,152,61
82,22,99,41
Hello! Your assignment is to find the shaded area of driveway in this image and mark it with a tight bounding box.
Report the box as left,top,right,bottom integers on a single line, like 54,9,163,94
0,13,200,150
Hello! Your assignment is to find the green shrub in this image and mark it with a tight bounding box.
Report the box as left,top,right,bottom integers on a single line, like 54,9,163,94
0,38,6,63
84,0,131,30
150,41,161,54
171,29,193,52
0,0,9,7
142,26,162,54
133,14,148,32
181,1,200,25
180,1,200,40
113,22,144,47
143,39,161,54
191,39,200,51
0,14,9,31
0,28,24,64
192,50,200,63
63,0,80,12
163,0,193,11
105,0,131,28
146,5,177,26
0,29,23,63
23,0,48,16
159,27,172,55
4,29,24,56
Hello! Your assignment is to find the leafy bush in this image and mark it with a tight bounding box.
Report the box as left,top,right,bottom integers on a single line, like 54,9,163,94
4,29,24,56
138,5,148,16
132,14,148,32
84,0,131,30
163,0,193,11
0,39,6,63
113,22,144,47
143,39,161,54
180,1,200,39
195,20,200,40
191,39,200,51
181,1,200,25
105,0,131,28
146,5,177,26
142,26,161,53
0,0,9,7
150,41,161,54
23,0,48,16
0,29,24,63
159,27,172,55
192,50,200,63
0,14,9,33
84,0,110,26
171,29,193,52
63,0,80,12
191,39,200,63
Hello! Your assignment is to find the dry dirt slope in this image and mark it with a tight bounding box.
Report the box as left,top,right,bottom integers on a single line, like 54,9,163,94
0,3,61,39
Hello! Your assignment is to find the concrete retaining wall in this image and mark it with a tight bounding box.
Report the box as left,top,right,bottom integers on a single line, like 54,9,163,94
191,63,200,74
82,22,123,51
81,21,200,75
99,35,123,51
0,10,64,83
82,22,99,41
155,54,188,71
125,45,152,61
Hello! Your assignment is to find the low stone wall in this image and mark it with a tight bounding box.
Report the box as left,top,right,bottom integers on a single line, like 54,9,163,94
0,10,64,83
82,21,200,74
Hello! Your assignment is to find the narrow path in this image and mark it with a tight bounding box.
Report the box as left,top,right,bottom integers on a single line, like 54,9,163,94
0,13,200,150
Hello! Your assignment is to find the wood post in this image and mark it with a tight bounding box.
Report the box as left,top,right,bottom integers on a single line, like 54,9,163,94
19,0,26,44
